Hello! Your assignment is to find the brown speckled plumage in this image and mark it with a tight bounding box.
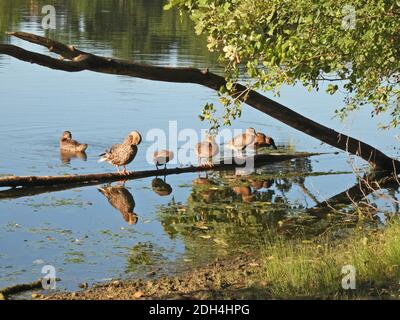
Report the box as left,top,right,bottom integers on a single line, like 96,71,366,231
59,131,88,152
227,128,256,152
99,131,142,174
98,185,138,225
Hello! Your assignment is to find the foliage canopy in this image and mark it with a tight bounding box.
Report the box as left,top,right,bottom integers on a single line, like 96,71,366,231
167,0,400,128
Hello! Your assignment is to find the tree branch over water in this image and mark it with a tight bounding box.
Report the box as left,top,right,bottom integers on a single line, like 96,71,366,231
0,32,399,172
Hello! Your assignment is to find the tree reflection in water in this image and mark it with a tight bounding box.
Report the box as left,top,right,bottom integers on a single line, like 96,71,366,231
157,157,398,265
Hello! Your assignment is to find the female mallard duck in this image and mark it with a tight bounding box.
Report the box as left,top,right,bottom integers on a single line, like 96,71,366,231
153,150,174,170
59,131,88,152
98,185,138,225
99,131,142,175
226,127,257,155
253,132,277,150
194,134,219,167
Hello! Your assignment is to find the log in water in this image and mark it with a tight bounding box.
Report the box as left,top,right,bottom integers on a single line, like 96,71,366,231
0,153,321,189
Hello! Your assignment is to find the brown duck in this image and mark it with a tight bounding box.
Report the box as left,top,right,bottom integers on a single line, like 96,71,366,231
194,134,219,167
153,150,174,170
98,185,138,225
99,131,142,174
226,127,256,155
59,131,88,152
253,132,277,149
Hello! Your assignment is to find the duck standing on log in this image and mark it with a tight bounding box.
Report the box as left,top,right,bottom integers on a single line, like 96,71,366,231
226,127,257,156
195,134,219,167
253,132,278,150
153,150,174,170
99,131,142,175
59,131,88,152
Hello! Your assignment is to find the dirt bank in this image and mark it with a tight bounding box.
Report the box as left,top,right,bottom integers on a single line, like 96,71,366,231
39,254,267,300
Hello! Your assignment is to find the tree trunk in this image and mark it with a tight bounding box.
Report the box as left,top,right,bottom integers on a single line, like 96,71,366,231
0,32,399,172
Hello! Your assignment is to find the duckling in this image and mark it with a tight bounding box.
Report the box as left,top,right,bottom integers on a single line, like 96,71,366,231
194,134,219,167
153,150,174,170
59,131,88,152
99,131,142,175
98,185,138,225
253,132,277,150
226,127,257,155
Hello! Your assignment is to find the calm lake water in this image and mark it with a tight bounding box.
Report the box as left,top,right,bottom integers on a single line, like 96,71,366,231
0,0,399,293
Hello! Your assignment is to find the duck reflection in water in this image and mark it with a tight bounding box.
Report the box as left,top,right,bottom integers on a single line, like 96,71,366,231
232,178,275,203
60,150,88,164
192,177,218,203
151,177,173,196
98,183,138,225
232,186,254,203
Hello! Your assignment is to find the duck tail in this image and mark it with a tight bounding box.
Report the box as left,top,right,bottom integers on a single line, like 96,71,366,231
98,155,108,163
78,144,88,152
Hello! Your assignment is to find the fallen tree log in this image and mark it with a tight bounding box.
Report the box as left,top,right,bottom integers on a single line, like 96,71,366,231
0,32,399,172
0,153,320,191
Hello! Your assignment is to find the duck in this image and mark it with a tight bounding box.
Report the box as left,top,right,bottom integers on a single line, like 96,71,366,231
59,131,88,152
98,185,138,225
98,131,142,175
253,132,277,150
194,134,219,167
226,127,257,155
153,150,174,170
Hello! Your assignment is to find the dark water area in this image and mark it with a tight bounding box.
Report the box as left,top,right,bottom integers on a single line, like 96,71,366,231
0,0,399,292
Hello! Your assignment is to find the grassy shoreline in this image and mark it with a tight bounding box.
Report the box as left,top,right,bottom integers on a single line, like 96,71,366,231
33,218,400,300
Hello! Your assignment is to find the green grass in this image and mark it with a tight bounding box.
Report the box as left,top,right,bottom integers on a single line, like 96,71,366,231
261,220,400,299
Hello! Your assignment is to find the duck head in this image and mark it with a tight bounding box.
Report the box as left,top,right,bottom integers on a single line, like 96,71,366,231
266,136,278,149
205,133,216,142
124,212,139,225
245,127,257,136
61,131,72,140
125,131,142,146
